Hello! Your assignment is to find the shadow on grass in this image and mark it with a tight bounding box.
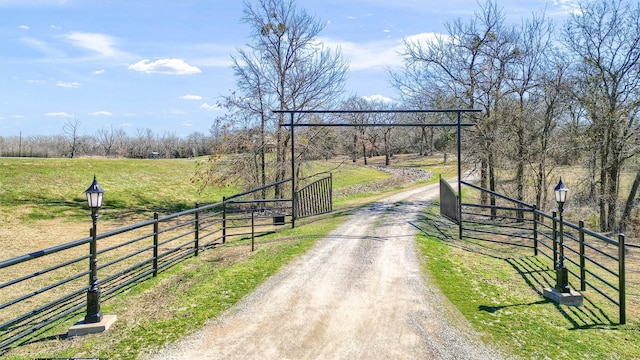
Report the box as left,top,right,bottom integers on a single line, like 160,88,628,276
415,208,620,329
479,299,550,313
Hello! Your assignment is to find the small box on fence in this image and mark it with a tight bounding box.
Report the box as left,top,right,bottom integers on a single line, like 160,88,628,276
273,215,285,226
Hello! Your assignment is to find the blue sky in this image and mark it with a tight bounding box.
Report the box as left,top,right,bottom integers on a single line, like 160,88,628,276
0,0,578,137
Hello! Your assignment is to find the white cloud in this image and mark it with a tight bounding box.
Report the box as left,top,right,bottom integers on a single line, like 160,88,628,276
552,0,581,15
124,113,136,117
19,25,29,30
182,121,194,127
319,36,402,71
168,109,187,115
56,81,81,88
404,32,442,44
93,69,105,75
65,31,127,58
44,112,71,117
180,94,202,100
90,111,112,116
27,79,45,84
319,32,442,72
21,36,65,57
362,94,394,103
200,102,222,111
129,58,201,75
11,115,25,119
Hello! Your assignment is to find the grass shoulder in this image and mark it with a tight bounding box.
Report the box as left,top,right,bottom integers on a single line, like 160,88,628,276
415,203,640,359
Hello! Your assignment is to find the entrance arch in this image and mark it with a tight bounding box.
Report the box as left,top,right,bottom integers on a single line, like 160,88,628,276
274,108,481,237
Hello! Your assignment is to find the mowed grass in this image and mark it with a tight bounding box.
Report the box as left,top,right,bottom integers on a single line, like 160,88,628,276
1,154,454,358
416,203,640,359
0,156,412,258
0,157,237,222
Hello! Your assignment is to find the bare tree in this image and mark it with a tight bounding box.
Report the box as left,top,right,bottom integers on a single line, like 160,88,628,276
222,0,348,197
396,0,517,212
62,118,82,158
503,11,556,216
564,0,640,231
96,126,117,157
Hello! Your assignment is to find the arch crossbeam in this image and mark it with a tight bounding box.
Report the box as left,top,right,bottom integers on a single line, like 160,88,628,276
273,109,482,236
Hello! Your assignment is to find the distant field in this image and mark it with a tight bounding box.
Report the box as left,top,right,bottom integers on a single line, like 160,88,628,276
0,154,451,259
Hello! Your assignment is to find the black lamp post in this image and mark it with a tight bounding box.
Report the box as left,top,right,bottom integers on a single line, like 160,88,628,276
554,178,570,293
84,175,104,324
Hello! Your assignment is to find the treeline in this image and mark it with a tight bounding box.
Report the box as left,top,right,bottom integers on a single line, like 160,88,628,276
0,126,214,159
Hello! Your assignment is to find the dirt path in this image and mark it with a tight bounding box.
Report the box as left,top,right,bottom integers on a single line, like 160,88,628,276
143,181,508,359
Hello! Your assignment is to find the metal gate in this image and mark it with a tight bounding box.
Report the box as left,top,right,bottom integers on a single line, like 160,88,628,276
295,174,332,218
439,175,459,223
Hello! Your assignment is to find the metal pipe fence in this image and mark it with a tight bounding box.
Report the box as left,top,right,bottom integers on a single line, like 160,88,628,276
457,180,630,324
0,178,303,352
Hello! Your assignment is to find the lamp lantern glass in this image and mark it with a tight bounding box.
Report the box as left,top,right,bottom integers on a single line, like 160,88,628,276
554,178,568,204
85,176,105,209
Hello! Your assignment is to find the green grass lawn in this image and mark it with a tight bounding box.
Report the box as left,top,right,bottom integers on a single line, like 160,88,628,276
0,156,418,222
415,203,640,359
0,157,238,222
6,154,637,358
4,154,637,359
0,153,462,359
1,154,424,359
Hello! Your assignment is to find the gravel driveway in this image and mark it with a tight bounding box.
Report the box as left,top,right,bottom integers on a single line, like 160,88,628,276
142,181,509,359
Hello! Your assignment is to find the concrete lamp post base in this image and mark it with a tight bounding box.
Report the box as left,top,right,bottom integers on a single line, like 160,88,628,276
543,288,583,306
68,314,117,337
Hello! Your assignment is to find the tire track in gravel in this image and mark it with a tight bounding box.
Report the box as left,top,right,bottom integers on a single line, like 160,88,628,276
142,179,510,360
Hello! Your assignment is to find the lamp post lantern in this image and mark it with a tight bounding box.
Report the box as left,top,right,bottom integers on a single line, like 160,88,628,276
554,178,570,293
84,175,104,323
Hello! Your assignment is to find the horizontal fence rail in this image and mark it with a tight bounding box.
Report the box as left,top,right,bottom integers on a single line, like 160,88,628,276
458,180,629,324
0,176,337,352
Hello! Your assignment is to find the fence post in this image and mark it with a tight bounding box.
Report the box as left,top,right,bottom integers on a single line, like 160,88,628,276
329,173,333,213
458,192,463,240
222,196,227,244
533,205,538,256
153,212,159,277
552,211,558,266
195,202,199,257
579,220,586,291
251,210,255,252
619,233,626,325
292,190,297,229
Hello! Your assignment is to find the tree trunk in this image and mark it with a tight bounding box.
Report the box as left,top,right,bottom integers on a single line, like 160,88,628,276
384,129,390,166
362,142,367,165
260,112,267,199
352,133,357,162
607,162,619,231
489,150,497,219
598,144,608,231
620,168,640,233
480,158,488,205
275,116,287,199
516,125,525,221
